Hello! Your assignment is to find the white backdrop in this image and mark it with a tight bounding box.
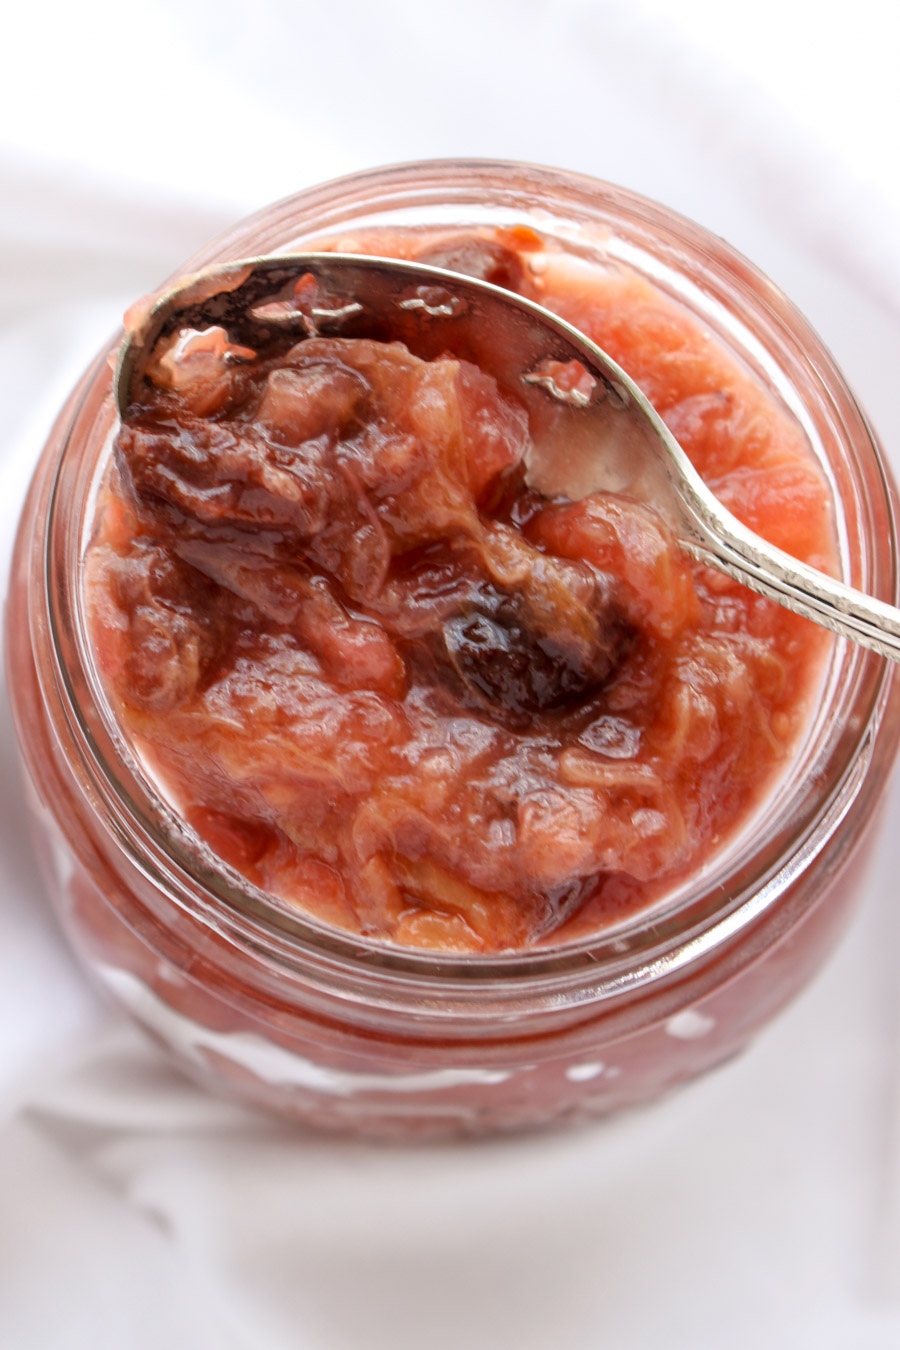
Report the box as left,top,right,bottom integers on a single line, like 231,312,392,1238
2,2,900,1346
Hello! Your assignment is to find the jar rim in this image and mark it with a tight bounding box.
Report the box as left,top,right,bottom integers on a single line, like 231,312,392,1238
37,158,900,999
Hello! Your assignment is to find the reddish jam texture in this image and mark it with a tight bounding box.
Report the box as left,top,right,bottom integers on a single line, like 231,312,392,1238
85,231,834,953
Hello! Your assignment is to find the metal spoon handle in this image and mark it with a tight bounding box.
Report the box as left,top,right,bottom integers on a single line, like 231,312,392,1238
678,488,900,661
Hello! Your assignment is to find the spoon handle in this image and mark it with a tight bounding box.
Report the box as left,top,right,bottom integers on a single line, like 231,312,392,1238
681,496,900,662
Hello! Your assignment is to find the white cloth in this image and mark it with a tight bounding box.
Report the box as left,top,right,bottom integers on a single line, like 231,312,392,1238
2,2,900,1346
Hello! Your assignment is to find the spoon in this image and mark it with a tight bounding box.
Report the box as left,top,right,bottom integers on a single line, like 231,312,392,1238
115,252,900,662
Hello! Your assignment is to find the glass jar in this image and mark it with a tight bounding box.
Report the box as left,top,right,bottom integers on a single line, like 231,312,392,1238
7,160,900,1138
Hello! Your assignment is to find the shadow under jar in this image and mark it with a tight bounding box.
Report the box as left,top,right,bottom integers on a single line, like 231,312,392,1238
6,160,900,1138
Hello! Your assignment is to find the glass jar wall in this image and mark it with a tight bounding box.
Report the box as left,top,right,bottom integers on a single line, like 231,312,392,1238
6,161,899,1137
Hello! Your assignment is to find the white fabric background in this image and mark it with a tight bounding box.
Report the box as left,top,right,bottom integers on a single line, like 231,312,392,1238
2,2,900,1345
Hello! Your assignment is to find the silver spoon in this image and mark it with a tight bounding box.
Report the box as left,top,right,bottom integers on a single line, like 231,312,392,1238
115,252,900,662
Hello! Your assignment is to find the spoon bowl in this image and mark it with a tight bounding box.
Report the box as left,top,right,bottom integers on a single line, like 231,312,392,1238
116,252,900,662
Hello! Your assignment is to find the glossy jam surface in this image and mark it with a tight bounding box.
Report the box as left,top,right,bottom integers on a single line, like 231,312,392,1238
84,229,834,953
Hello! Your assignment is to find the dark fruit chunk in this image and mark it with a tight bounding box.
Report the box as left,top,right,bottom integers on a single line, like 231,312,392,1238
442,581,628,716
416,236,527,293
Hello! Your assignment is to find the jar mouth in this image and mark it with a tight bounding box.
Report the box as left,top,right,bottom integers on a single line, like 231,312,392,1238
41,159,899,994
